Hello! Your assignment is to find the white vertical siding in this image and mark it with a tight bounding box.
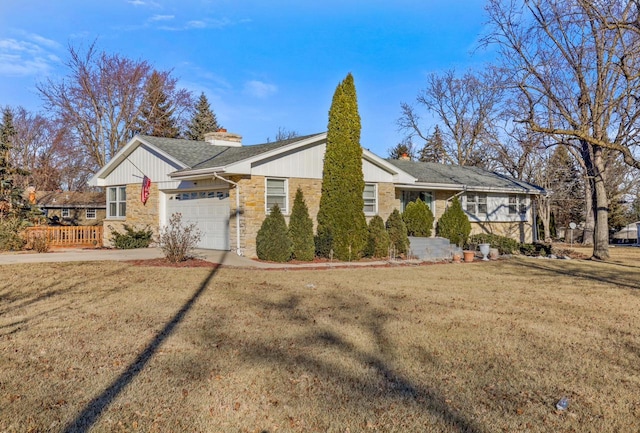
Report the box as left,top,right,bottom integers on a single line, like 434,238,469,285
103,144,183,189
363,159,395,183
252,143,326,178
466,193,531,222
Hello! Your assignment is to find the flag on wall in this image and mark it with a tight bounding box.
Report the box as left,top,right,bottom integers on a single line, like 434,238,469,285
141,175,151,205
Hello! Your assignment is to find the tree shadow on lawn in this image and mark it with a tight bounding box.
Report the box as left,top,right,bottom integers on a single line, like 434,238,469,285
234,290,486,433
0,266,126,336
62,254,225,433
514,257,640,291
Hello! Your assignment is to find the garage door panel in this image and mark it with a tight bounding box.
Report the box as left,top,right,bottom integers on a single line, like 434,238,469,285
166,190,230,250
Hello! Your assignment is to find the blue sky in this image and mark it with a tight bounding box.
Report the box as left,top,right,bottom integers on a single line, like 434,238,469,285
0,0,493,156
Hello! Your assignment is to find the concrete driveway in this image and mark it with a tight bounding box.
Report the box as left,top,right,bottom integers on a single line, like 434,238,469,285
0,247,280,268
0,247,401,269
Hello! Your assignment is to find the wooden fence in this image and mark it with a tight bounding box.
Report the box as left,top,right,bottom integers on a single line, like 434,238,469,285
24,226,103,248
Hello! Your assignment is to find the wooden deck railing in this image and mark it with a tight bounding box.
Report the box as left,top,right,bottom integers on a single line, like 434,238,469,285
24,226,103,248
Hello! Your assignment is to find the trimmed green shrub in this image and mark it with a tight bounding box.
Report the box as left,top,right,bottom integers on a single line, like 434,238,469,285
437,196,471,248
365,215,390,258
468,233,520,254
520,242,553,256
288,187,315,261
0,216,26,251
256,204,292,262
110,224,154,249
386,209,409,257
402,198,434,237
316,73,368,260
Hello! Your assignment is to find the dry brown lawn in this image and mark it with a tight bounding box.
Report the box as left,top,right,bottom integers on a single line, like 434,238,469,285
1,247,640,432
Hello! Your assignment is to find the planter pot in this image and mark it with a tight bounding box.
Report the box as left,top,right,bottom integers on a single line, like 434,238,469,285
489,248,500,260
463,250,475,263
452,253,461,263
479,243,491,261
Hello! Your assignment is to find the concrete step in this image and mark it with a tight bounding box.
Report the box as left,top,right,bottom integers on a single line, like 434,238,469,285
408,236,461,261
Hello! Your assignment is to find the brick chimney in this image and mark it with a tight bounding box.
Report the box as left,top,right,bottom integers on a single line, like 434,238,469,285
203,129,242,147
400,153,410,160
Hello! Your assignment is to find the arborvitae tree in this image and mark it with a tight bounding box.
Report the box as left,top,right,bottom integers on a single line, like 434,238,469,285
288,187,315,261
402,198,434,237
256,204,292,262
316,73,367,260
136,71,180,138
186,92,220,140
386,209,409,257
0,108,26,217
436,196,471,248
365,215,390,258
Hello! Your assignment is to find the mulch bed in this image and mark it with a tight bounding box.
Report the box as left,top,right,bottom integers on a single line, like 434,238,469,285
125,258,220,268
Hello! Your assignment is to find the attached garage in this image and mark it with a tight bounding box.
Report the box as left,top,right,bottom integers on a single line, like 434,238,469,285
166,190,230,250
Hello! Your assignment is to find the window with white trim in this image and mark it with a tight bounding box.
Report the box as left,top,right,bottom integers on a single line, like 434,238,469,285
61,208,70,218
465,193,487,216
508,195,527,215
108,186,127,218
266,178,287,213
363,183,377,214
86,208,97,219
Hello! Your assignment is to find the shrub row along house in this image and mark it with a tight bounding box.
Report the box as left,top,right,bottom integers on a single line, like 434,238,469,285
89,130,544,258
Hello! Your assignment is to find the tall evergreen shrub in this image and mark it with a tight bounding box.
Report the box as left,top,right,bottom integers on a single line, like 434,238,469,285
437,196,471,247
288,187,315,261
365,215,391,258
402,198,434,237
256,204,292,262
386,209,409,257
316,73,367,261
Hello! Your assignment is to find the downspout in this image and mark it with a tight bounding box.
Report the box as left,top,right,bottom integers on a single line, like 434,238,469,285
213,172,242,256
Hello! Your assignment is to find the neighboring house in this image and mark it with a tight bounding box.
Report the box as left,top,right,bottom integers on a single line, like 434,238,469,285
34,191,106,226
89,130,544,257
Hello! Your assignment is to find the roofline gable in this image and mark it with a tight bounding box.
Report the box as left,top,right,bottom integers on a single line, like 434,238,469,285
88,135,189,186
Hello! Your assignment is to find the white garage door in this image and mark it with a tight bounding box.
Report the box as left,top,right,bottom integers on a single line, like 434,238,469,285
166,190,230,250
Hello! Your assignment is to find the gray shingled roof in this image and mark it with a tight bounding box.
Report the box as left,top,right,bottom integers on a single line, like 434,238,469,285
140,133,323,171
387,159,544,193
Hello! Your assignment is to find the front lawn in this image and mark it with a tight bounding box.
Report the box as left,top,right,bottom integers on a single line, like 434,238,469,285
1,248,640,432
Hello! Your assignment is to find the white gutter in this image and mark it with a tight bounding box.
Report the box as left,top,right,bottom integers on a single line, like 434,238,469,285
213,172,242,256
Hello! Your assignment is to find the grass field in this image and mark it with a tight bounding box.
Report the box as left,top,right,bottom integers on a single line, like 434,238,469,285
1,246,640,432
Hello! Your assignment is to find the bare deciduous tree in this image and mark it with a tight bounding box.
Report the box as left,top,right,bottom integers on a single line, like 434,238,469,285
38,42,192,172
484,0,640,260
399,68,503,167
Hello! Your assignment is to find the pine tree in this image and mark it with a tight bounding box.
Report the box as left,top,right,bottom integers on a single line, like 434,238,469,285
365,215,390,258
386,209,409,257
436,196,471,248
186,92,221,140
0,107,25,217
316,73,368,260
288,187,315,261
256,204,292,262
418,125,446,163
388,138,415,160
136,71,180,138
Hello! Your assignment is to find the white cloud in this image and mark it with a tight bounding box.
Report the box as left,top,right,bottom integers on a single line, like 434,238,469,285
186,20,207,29
244,80,277,99
150,14,174,22
0,35,60,77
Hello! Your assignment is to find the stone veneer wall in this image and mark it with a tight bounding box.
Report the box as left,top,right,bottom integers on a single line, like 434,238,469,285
470,221,533,244
234,177,398,258
102,183,160,247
